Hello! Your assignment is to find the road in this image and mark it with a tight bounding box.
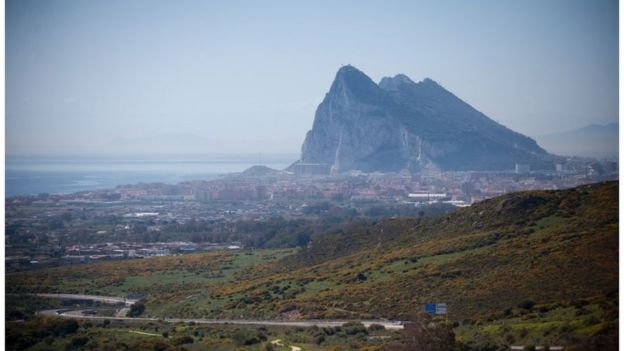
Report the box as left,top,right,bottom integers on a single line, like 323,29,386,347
36,293,138,306
36,293,404,330
115,307,131,317
38,309,404,330
35,293,137,317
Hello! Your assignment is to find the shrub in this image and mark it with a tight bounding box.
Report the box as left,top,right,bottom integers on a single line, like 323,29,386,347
172,335,194,345
570,299,589,308
584,315,600,326
343,321,368,336
70,336,89,347
244,337,260,345
368,323,385,331
315,334,325,345
128,302,146,317
232,329,266,346
52,319,79,336
505,334,515,344
519,328,529,338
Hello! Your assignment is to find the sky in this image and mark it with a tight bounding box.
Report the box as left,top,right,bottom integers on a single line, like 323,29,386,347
6,0,619,156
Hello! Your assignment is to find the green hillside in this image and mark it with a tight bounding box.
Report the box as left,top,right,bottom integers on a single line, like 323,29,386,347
7,181,618,348
271,181,618,321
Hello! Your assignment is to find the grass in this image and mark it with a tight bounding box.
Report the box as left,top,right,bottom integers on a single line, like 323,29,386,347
373,245,488,275
8,317,397,351
455,301,617,346
298,281,341,298
528,215,567,240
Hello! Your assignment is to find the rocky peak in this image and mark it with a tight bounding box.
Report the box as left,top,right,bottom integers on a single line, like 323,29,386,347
379,75,451,102
328,65,386,103
421,77,439,85
378,73,416,91
296,66,552,173
415,77,448,94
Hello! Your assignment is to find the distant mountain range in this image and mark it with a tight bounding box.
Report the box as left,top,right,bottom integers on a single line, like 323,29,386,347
296,65,553,173
534,123,618,159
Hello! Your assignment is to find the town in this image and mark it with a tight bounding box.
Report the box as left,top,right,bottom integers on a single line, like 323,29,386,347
6,156,617,272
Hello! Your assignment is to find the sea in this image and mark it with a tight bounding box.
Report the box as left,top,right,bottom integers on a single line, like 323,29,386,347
5,154,298,197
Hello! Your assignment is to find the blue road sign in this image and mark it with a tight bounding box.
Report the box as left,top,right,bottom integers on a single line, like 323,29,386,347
424,303,436,313
424,303,447,314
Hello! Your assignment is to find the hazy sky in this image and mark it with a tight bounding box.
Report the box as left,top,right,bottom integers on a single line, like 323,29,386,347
6,0,619,155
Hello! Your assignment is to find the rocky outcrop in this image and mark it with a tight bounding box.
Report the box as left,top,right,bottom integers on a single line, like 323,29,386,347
297,65,553,173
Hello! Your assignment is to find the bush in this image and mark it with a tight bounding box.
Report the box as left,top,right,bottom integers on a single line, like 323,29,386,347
128,302,146,317
505,334,515,344
342,321,368,336
368,323,385,331
570,299,589,308
322,326,339,335
519,328,529,338
315,335,325,344
172,335,194,345
53,319,79,336
232,329,266,346
244,337,260,345
518,300,535,310
70,336,89,347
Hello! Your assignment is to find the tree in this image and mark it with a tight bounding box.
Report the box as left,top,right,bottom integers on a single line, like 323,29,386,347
128,301,146,317
52,319,79,336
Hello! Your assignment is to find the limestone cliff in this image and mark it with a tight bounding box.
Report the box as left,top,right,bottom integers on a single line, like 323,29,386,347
298,65,552,173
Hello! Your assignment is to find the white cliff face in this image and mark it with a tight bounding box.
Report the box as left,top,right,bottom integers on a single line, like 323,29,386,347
299,65,553,173
301,66,402,172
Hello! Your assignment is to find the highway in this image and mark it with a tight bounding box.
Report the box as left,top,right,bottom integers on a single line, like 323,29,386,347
35,293,404,330
36,293,138,306
38,309,404,330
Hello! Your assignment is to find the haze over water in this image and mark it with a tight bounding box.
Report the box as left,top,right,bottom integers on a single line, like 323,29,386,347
6,154,297,197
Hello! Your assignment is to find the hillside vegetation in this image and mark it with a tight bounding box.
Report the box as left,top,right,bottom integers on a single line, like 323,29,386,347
7,181,618,348
272,181,618,320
